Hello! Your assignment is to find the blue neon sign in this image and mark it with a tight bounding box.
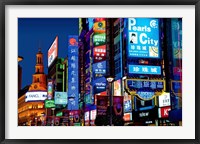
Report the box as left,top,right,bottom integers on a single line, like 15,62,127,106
93,61,106,78
68,35,79,110
128,18,160,58
128,65,161,75
93,77,107,94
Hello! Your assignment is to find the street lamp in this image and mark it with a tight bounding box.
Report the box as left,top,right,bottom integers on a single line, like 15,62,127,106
51,108,55,126
106,75,115,126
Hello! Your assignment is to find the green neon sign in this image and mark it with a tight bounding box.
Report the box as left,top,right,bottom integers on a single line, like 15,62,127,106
45,100,55,108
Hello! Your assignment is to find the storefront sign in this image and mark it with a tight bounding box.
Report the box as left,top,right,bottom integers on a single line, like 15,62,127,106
158,106,171,118
173,67,182,76
45,100,55,108
48,36,58,67
128,65,161,75
113,96,124,116
90,109,97,120
124,95,132,113
54,92,68,105
56,111,63,117
68,35,79,110
171,80,182,94
158,92,171,107
128,18,160,58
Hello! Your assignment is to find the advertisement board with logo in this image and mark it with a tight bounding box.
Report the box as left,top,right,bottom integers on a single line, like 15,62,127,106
113,79,122,96
93,21,106,33
158,92,171,107
54,92,68,105
93,33,106,47
48,36,58,67
67,35,79,110
93,61,106,78
128,18,160,58
25,91,47,102
93,77,107,94
44,100,55,108
93,45,106,63
158,106,171,118
128,65,161,75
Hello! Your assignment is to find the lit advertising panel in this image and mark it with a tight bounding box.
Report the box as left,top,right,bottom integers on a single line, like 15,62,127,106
93,21,106,33
97,96,108,116
158,92,171,107
134,97,154,111
90,109,97,120
45,100,55,108
48,36,58,67
158,106,171,118
68,35,79,110
173,67,182,76
54,92,68,105
171,19,182,59
93,45,106,63
127,79,165,100
113,96,124,116
84,111,89,121
123,113,132,121
25,91,47,102
93,33,106,47
128,65,161,75
47,80,53,100
124,95,132,113
128,18,160,58
93,61,106,78
113,79,121,96
93,77,107,94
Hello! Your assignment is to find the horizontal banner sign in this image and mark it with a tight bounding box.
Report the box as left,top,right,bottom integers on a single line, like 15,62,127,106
128,65,161,75
25,91,47,102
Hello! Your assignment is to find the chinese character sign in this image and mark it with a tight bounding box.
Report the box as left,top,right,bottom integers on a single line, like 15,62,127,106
128,18,160,58
68,35,79,110
171,19,182,59
48,36,58,67
128,65,161,75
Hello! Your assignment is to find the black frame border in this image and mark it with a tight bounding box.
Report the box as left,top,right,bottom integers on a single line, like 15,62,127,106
0,0,199,144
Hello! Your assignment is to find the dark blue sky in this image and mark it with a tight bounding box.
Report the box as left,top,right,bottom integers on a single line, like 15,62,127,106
18,18,79,88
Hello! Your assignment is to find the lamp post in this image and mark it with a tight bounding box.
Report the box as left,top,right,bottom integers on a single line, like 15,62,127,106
106,76,114,126
51,108,55,126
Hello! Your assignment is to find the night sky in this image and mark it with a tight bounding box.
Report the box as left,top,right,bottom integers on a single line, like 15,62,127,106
18,18,79,88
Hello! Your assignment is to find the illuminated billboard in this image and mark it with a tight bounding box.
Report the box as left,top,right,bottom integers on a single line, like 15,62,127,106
93,21,106,33
48,36,58,67
45,100,55,108
93,61,106,78
158,92,171,107
128,65,161,75
25,91,47,102
93,45,106,62
90,109,97,120
113,79,121,96
47,80,53,100
128,18,160,58
171,19,182,59
93,33,106,47
93,77,107,94
68,35,79,110
54,92,68,105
